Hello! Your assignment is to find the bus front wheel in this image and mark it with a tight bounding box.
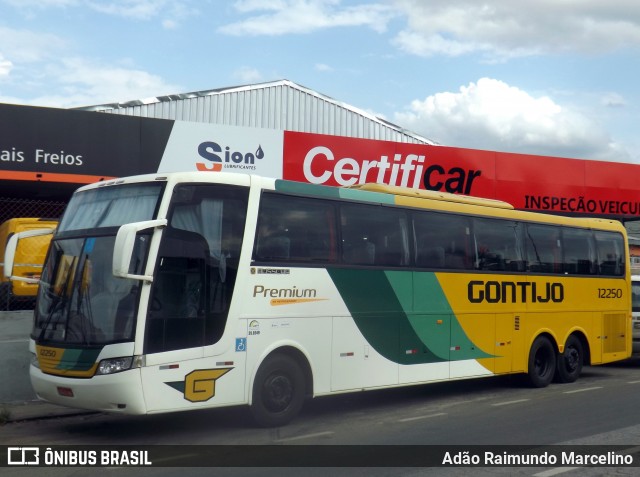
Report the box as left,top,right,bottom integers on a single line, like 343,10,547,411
250,354,306,427
527,336,556,388
555,335,583,384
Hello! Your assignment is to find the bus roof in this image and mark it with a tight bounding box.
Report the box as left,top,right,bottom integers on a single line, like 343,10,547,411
349,183,515,210
74,172,626,234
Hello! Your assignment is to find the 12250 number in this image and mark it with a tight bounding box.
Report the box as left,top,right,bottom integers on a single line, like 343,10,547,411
598,288,622,299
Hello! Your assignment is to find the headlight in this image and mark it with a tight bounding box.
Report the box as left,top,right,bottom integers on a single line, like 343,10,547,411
30,353,40,369
96,357,133,375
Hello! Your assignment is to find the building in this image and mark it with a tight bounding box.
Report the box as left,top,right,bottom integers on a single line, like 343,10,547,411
78,79,436,146
2,78,640,224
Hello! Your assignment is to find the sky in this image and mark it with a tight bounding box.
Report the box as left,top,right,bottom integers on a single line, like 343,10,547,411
1,0,639,163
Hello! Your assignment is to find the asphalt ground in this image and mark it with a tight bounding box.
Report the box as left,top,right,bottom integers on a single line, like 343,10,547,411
1,400,93,423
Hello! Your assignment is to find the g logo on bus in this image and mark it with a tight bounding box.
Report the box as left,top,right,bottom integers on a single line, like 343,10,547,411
183,368,232,403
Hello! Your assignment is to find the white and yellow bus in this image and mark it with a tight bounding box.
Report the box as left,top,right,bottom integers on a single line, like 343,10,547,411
5,172,631,426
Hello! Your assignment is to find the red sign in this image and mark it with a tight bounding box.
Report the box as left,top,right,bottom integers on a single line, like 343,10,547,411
283,131,640,218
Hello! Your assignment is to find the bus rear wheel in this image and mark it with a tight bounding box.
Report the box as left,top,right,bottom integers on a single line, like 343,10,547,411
527,336,556,388
555,335,583,383
250,354,306,427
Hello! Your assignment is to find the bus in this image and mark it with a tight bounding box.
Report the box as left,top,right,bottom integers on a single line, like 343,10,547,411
5,172,631,427
0,217,57,308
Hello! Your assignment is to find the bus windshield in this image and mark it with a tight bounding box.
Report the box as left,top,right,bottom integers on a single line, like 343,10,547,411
33,182,163,345
58,182,164,232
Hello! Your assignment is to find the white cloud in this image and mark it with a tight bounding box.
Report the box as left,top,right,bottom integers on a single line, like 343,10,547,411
162,19,178,29
601,92,626,108
232,66,263,84
0,27,67,63
390,0,640,61
2,0,80,8
26,57,181,107
86,0,165,19
217,1,640,60
0,55,13,77
4,0,196,26
314,63,333,72
219,0,397,36
394,78,631,162
0,18,181,107
84,0,197,25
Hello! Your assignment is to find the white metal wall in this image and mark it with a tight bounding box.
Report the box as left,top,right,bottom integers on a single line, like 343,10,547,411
79,80,434,145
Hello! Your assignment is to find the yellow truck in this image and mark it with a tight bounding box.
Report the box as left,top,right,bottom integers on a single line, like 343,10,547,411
0,218,58,308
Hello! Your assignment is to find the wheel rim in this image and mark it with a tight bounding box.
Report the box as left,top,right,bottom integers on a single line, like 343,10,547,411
563,346,580,373
262,373,294,413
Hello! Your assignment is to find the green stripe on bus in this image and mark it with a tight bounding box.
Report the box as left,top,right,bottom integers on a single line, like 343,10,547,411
275,180,342,199
328,268,441,365
274,180,395,205
412,273,493,360
57,348,101,371
327,269,493,364
337,188,396,204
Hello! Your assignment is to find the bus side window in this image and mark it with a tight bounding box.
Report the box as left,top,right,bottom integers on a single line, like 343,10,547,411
526,224,561,273
473,217,523,272
416,244,445,268
413,210,472,270
340,204,409,267
257,234,291,260
562,227,596,275
254,193,336,264
595,231,625,276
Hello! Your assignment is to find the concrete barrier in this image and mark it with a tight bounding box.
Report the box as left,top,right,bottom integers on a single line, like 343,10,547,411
0,310,37,403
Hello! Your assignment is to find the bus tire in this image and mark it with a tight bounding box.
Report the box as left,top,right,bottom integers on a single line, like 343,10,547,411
0,282,9,310
527,336,556,388
555,335,583,384
250,353,306,427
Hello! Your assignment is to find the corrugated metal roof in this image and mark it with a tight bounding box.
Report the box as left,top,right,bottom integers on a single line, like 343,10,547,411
76,79,436,145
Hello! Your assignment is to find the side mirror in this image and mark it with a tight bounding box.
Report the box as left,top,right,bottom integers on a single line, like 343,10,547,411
3,228,55,282
113,219,167,281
